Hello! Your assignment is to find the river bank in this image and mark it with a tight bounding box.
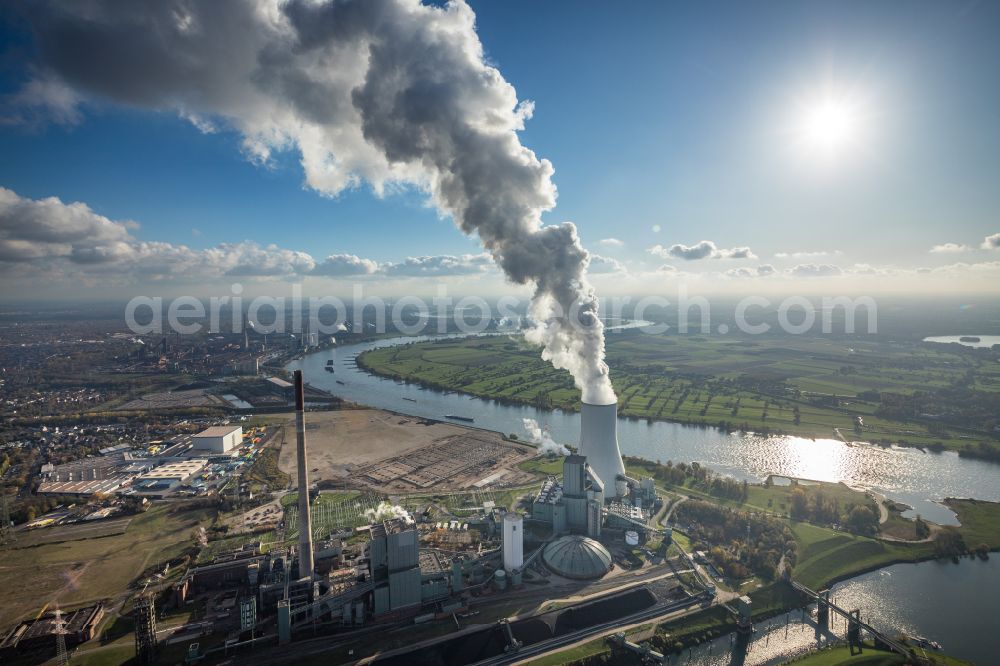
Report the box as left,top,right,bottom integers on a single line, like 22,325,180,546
354,333,1000,457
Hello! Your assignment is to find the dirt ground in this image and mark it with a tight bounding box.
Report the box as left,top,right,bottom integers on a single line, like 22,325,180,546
276,408,502,485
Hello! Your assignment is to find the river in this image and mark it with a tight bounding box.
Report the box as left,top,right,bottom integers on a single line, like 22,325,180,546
286,334,1000,525
923,334,1000,349
681,557,998,666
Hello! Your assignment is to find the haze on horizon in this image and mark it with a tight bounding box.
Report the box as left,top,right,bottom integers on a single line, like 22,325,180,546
1,0,999,301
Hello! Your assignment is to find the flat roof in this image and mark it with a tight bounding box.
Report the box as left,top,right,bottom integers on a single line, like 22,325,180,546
37,478,128,495
138,459,207,480
194,426,242,438
266,377,293,388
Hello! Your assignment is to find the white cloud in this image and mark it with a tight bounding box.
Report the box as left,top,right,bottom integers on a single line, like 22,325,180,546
0,187,374,283
787,263,843,278
774,250,842,258
649,240,755,261
982,233,1000,250
651,225,661,233
587,254,626,274
598,238,623,247
0,186,134,263
930,242,970,253
0,76,82,126
223,244,316,276
380,253,494,277
312,253,379,276
725,264,776,278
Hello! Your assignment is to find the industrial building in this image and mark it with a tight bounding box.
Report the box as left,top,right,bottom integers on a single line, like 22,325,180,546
132,459,208,497
530,454,604,539
542,536,614,580
0,605,105,656
530,449,661,548
192,425,243,454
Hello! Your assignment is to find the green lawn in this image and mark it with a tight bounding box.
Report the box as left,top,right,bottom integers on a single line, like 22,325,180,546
944,499,1000,549
790,522,935,589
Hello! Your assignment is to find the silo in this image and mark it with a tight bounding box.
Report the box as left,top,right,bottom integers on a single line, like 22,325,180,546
579,401,625,499
502,513,524,571
494,568,507,591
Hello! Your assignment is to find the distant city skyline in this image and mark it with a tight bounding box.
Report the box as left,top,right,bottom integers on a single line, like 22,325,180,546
1,0,999,298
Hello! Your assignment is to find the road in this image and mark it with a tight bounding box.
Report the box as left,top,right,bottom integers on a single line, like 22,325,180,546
477,593,715,666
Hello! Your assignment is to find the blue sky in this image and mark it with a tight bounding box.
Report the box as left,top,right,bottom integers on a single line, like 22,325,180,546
1,0,998,297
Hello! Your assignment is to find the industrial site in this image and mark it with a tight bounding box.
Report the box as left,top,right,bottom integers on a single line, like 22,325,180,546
0,371,728,666
131,376,714,664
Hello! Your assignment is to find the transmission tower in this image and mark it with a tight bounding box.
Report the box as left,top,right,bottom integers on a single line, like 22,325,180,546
53,606,69,666
133,594,158,664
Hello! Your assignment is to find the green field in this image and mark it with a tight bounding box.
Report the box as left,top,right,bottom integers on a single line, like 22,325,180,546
787,645,972,666
358,333,1000,453
0,503,214,629
789,522,935,589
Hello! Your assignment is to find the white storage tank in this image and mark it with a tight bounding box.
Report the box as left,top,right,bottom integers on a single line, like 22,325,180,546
503,513,524,571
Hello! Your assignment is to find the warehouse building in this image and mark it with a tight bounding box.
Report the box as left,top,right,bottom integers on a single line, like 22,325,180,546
133,459,207,497
192,426,242,454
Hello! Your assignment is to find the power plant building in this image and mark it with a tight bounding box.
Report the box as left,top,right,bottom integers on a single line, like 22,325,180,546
532,455,604,538
369,518,422,614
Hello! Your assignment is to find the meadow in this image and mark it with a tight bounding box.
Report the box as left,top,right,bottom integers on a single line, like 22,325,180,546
358,332,1000,453
0,503,213,629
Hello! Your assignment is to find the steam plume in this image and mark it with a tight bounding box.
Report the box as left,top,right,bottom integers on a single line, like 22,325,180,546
364,501,412,524
522,418,570,456
16,0,615,404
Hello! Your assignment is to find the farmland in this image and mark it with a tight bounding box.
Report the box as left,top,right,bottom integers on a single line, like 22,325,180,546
358,332,1000,454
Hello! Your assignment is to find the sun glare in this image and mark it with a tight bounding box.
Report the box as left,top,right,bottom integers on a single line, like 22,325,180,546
792,89,866,163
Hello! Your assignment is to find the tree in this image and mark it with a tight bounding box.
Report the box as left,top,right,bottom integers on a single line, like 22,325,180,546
790,487,808,519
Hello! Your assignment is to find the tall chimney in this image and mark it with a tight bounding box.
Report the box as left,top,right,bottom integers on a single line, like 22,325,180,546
579,401,625,496
294,370,314,580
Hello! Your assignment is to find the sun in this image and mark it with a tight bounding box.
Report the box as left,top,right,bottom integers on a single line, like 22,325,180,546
792,89,866,162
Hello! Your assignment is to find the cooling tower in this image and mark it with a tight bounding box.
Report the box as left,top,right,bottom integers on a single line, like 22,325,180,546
579,401,625,497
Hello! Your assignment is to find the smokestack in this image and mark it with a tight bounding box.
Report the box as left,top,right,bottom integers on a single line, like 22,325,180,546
579,401,625,496
294,370,314,580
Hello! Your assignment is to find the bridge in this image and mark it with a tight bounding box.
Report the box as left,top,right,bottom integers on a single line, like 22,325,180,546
789,580,915,660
